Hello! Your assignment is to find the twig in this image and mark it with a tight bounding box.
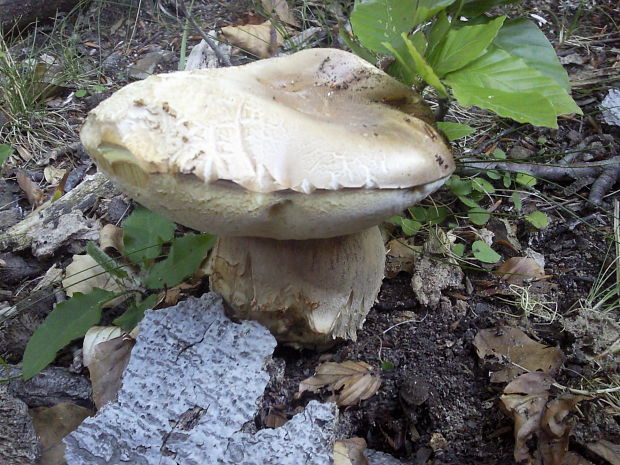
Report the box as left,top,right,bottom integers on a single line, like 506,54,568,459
161,0,231,67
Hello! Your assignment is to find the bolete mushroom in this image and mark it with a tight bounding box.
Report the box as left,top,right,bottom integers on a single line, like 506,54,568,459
81,48,454,348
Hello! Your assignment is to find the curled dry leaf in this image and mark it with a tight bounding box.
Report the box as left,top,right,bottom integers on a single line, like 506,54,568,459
30,402,93,465
43,166,67,185
385,238,417,278
500,372,553,463
586,440,620,465
221,21,285,58
333,438,369,465
496,257,545,285
542,394,591,438
62,254,123,302
16,170,45,207
297,360,381,406
99,223,124,254
474,326,564,383
83,326,136,409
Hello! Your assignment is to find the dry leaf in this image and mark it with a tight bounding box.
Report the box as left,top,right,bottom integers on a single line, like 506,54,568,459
500,372,553,463
474,327,564,382
83,326,124,367
15,145,33,161
563,452,595,465
32,264,63,292
297,360,381,406
221,21,285,58
99,224,125,254
385,239,418,278
334,438,369,465
43,166,67,185
30,402,93,465
586,440,620,465
496,257,545,285
542,394,590,438
16,171,45,207
62,254,124,305
261,0,299,26
86,331,136,409
264,407,288,428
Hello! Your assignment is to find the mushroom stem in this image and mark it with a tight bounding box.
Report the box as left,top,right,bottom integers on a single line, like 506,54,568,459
208,227,386,349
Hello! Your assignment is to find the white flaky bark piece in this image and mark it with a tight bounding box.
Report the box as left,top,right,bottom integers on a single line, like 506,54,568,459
209,227,385,348
64,293,339,465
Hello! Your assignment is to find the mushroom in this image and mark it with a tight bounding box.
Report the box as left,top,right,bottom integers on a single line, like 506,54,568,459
80,48,454,348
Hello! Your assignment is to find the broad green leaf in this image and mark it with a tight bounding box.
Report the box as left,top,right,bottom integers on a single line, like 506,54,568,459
452,243,466,257
408,206,428,222
468,207,491,225
494,19,571,91
515,172,537,187
486,169,501,180
458,195,479,208
144,234,216,289
512,191,522,211
427,10,451,58
87,241,128,279
123,206,176,265
493,148,507,159
381,361,395,371
471,240,501,263
426,206,449,225
444,46,581,127
525,211,549,229
447,176,472,196
0,144,12,166
113,294,159,331
472,177,495,194
75,89,87,98
437,122,475,141
503,171,512,188
429,16,505,77
460,0,520,17
350,0,454,55
339,28,376,64
401,34,448,96
400,218,422,236
22,288,116,379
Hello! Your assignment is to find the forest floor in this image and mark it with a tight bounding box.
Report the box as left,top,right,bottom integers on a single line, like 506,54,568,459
0,1,619,464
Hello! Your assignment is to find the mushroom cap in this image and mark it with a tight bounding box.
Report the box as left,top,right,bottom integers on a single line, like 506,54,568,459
81,48,454,239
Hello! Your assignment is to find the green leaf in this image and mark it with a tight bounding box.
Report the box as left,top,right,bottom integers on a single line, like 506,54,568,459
525,211,549,229
512,191,522,211
452,243,466,257
437,122,475,141
86,241,128,279
400,218,422,236
447,176,472,196
22,288,116,379
471,240,501,263
493,148,507,159
426,206,449,225
384,36,449,97
427,10,451,57
144,234,216,289
428,16,505,77
380,361,395,371
494,19,571,91
0,144,13,167
350,0,454,55
444,45,581,127
472,177,495,194
486,169,501,180
503,171,512,188
468,207,491,225
113,294,159,331
74,89,87,98
339,28,376,63
515,172,537,187
458,195,479,208
123,206,176,265
408,206,428,222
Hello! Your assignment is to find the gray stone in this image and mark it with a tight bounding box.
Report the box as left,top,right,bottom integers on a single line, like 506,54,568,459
601,88,620,127
508,145,534,160
366,449,407,465
0,385,40,465
65,293,338,465
1,365,92,408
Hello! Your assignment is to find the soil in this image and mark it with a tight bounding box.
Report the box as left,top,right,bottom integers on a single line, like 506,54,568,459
0,1,619,464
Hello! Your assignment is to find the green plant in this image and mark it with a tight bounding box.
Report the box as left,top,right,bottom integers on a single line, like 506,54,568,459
21,206,216,379
0,143,12,166
347,0,582,128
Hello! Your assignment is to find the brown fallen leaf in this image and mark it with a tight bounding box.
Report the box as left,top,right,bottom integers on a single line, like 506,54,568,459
496,257,545,285
30,402,93,465
43,166,67,185
334,438,369,465
542,394,591,439
221,21,285,58
261,0,299,27
500,372,554,463
264,406,288,428
99,223,125,254
385,238,418,278
586,439,620,465
16,170,45,207
83,326,136,409
62,254,124,303
297,360,381,406
474,326,564,382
